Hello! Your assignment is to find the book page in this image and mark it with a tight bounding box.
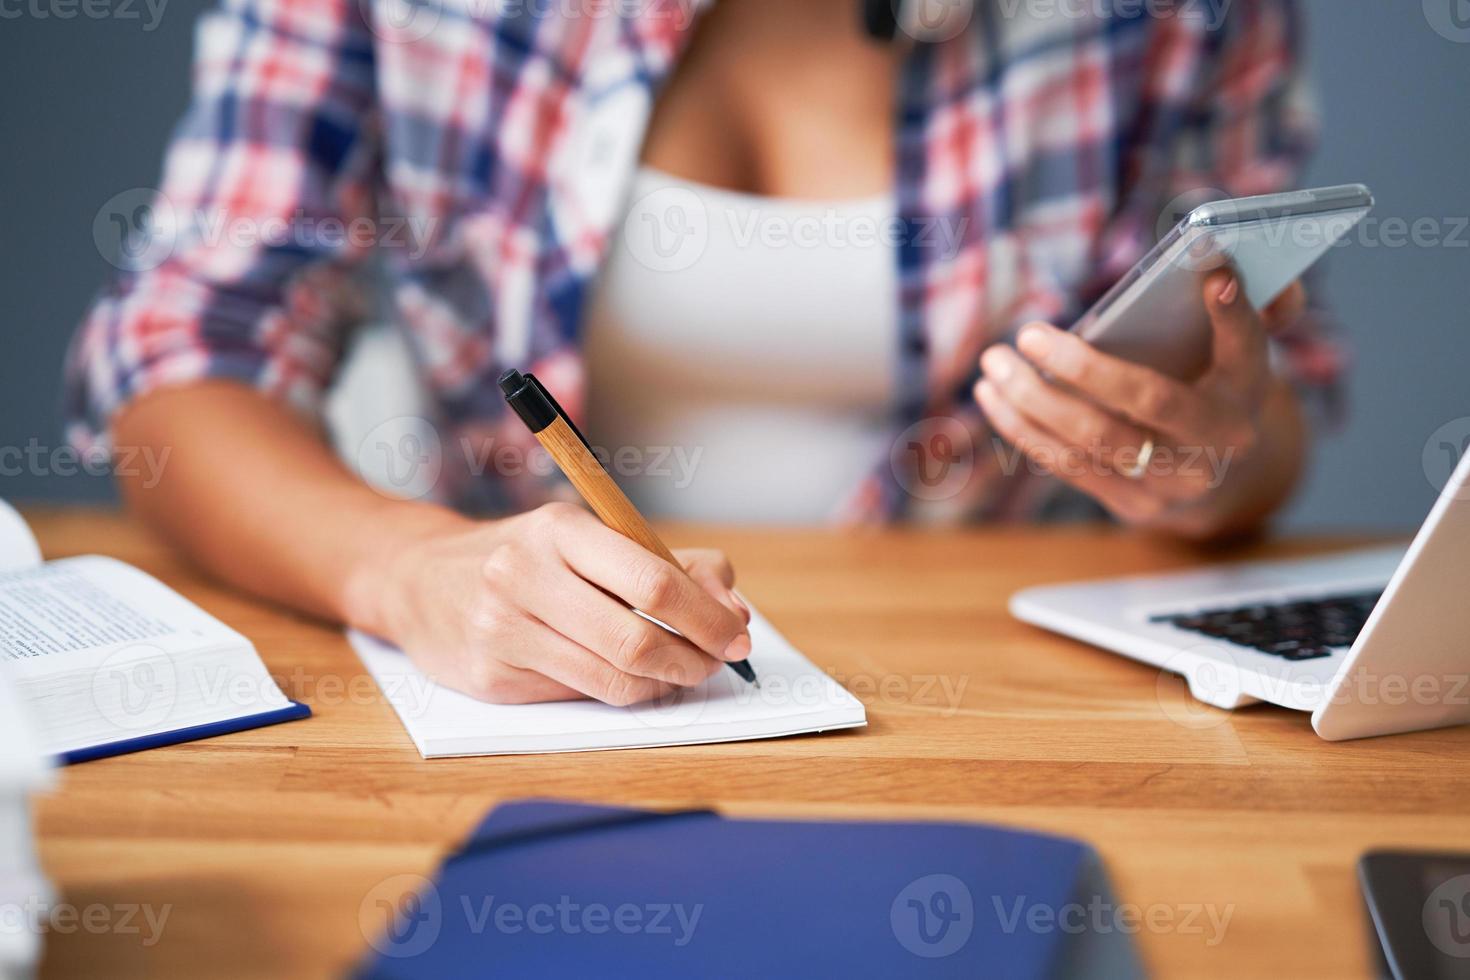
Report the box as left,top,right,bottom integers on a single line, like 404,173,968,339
349,607,867,757
0,499,42,573
0,555,246,665
19,642,292,757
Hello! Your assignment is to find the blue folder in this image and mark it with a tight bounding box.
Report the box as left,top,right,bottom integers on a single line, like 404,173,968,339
357,801,1143,979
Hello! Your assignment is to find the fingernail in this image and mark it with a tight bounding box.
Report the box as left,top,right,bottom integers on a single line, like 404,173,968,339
722,632,751,662
1218,276,1239,306
1017,324,1053,361
728,590,752,623
982,347,1014,382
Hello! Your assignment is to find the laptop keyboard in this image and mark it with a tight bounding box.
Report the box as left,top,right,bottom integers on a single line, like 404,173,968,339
1149,590,1383,661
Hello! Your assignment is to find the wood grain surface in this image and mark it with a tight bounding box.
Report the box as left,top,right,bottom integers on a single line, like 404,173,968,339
22,509,1470,979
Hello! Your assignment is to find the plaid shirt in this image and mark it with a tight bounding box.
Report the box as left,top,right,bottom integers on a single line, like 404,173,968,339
66,0,1340,521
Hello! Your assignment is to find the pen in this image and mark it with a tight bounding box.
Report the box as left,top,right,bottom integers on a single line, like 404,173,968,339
497,368,758,686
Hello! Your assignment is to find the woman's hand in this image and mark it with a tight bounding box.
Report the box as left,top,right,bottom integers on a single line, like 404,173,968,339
974,271,1308,539
355,502,753,705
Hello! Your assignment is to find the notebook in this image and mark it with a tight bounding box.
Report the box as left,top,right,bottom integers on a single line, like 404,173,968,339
348,608,866,757
355,800,1143,979
0,500,310,764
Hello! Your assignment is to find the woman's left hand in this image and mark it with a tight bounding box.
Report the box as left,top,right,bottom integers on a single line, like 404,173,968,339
974,270,1306,536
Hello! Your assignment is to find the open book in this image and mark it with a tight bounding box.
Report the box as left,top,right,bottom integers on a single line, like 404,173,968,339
349,609,867,757
0,501,309,763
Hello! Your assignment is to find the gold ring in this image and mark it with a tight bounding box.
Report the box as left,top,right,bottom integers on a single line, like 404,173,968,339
1120,433,1156,481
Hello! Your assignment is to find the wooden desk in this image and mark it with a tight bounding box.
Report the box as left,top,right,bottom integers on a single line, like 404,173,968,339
24,510,1469,978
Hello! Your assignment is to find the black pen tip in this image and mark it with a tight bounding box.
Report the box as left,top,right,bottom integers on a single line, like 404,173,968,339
728,659,758,685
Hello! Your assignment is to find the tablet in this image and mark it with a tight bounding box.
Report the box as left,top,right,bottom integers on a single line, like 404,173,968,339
1073,184,1374,380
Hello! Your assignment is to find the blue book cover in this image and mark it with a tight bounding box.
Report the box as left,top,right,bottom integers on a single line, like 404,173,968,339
357,801,1143,979
60,701,311,765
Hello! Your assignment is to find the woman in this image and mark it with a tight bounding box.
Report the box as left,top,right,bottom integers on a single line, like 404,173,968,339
66,0,1339,705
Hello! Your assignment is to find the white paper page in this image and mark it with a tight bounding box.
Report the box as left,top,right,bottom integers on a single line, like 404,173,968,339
0,502,41,573
349,608,866,757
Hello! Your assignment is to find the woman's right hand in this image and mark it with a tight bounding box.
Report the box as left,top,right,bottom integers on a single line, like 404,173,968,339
354,502,753,705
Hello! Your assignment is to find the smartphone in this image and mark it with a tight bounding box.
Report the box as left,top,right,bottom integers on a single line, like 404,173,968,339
1072,184,1374,380
1358,849,1470,980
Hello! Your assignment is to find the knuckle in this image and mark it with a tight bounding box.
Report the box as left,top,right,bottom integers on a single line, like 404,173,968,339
1137,383,1179,423
480,541,523,585
611,621,659,669
529,500,579,533
632,562,681,611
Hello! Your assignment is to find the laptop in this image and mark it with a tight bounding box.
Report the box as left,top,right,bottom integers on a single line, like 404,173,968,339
1010,450,1470,741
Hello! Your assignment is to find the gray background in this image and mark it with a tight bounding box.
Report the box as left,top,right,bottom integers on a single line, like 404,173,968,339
2,1,1467,530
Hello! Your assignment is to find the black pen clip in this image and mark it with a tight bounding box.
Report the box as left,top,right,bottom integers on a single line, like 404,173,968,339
524,372,596,456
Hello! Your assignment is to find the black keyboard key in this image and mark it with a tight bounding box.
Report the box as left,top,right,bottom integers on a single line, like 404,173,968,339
1153,589,1384,659
1282,647,1332,662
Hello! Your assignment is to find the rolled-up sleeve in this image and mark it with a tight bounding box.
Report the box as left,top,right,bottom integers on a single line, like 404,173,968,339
65,0,380,453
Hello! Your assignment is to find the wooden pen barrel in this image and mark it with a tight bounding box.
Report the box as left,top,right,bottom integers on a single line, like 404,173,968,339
532,415,681,566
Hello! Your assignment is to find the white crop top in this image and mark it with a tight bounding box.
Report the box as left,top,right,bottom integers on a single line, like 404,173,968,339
583,167,899,524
